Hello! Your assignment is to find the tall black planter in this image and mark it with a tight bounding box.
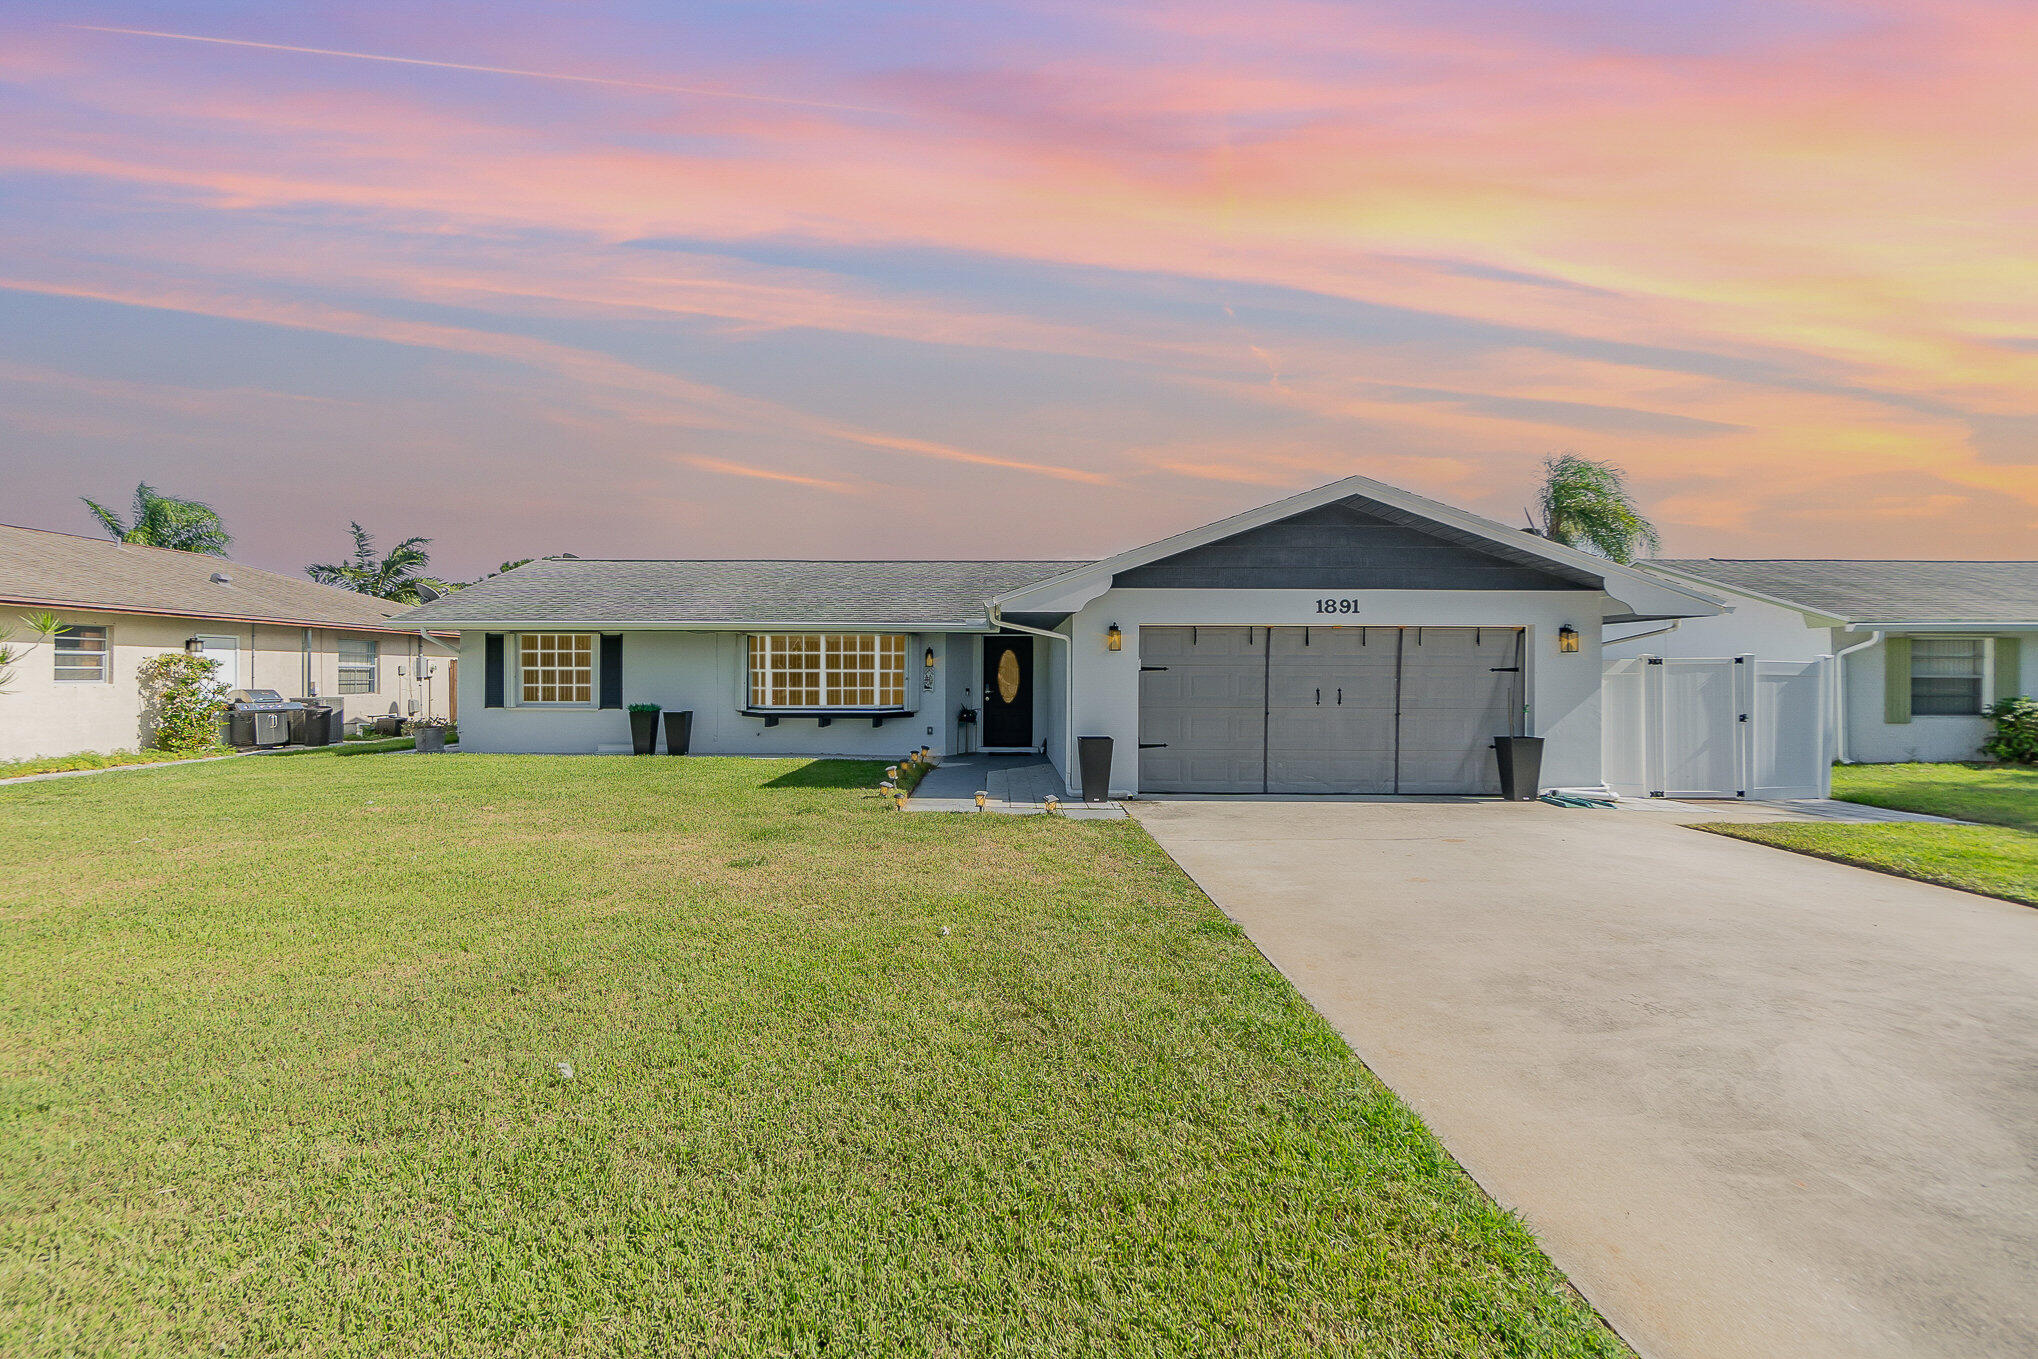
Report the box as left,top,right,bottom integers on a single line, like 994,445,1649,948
1077,735,1114,803
1493,736,1544,801
664,709,693,755
629,710,659,755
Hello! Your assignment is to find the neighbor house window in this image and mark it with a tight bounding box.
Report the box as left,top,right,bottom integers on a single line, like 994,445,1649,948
519,632,593,705
337,637,379,694
748,634,907,710
1910,638,1984,716
53,625,108,683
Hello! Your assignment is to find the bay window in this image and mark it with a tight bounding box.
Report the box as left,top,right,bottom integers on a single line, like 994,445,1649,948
748,634,907,710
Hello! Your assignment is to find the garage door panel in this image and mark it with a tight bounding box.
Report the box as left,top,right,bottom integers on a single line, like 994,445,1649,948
1396,629,1517,795
1140,624,1521,796
1139,627,1265,793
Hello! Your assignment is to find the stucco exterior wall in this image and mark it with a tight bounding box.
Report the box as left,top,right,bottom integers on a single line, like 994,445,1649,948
0,610,450,761
1838,628,2037,764
1605,593,1832,663
451,629,981,759
1059,588,1609,797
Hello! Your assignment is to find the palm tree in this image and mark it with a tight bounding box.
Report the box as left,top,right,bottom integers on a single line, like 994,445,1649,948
1533,454,1661,563
307,523,452,604
81,483,232,556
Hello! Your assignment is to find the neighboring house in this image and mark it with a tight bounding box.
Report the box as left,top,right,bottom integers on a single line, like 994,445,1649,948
397,476,1721,797
1610,560,2038,764
0,524,456,761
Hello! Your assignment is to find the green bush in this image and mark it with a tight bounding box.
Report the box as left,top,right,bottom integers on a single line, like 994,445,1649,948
627,703,662,714
136,652,228,753
1981,696,2038,764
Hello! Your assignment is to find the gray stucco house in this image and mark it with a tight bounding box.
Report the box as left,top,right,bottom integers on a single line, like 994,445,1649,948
1611,559,2038,764
396,476,1720,798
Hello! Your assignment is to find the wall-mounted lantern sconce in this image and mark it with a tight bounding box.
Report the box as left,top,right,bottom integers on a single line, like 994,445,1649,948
1558,625,1581,654
1106,623,1123,652
183,637,204,654
923,646,936,669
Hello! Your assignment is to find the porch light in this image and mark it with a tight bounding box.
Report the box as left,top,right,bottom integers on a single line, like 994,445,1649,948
1558,625,1581,654
183,637,203,654
1106,623,1123,652
924,646,936,669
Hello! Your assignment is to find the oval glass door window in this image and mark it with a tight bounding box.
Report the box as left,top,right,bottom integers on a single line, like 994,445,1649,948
996,648,1022,704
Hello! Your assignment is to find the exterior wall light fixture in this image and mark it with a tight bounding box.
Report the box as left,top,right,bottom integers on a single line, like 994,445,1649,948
924,646,936,669
1558,625,1581,654
1106,623,1123,652
184,637,204,654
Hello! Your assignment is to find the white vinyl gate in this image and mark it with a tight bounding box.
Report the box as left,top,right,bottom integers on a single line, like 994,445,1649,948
1602,655,1832,800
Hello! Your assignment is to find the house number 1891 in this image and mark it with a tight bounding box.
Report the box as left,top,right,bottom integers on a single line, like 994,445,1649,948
1315,599,1362,614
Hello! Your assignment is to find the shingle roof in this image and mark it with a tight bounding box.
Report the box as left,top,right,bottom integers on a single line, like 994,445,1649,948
394,558,1086,627
1650,559,2038,623
0,523,422,631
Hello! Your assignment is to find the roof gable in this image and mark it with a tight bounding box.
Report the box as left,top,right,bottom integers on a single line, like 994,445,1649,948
1113,495,1593,592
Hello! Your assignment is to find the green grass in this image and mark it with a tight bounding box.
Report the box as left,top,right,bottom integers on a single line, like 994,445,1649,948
0,756,1623,1358
1831,761,2038,832
1702,822,2038,906
0,746,236,779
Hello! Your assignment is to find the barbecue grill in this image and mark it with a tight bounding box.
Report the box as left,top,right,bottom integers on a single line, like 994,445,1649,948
225,688,305,748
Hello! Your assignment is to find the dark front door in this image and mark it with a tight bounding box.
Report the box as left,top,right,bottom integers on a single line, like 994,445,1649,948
982,636,1034,748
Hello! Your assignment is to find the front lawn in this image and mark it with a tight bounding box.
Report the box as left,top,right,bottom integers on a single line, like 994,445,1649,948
1701,822,2038,907
0,756,1623,1357
1831,761,2038,833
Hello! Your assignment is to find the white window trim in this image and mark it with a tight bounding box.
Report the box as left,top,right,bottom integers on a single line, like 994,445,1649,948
512,631,599,709
337,636,380,695
745,632,913,713
53,623,111,684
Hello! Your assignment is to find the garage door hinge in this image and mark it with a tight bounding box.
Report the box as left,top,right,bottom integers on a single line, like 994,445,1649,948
1140,665,1169,672
1738,713,1748,722
1138,742,1167,749
1649,790,1665,797
1646,657,1664,665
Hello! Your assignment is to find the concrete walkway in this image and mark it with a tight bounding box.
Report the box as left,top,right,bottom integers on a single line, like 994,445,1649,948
1131,797,2038,1359
907,754,1125,818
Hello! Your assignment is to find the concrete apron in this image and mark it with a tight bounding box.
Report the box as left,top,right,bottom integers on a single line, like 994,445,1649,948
1131,797,2038,1359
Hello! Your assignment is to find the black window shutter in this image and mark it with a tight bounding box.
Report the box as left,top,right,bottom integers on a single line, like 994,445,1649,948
484,633,505,708
600,634,623,709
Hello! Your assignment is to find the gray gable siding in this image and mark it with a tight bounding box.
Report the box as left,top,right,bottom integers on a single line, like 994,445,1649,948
1113,498,1598,592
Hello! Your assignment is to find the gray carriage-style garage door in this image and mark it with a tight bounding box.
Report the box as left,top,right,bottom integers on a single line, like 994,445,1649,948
1138,625,1523,794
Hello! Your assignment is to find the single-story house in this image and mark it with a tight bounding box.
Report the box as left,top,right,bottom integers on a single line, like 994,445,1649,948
1611,560,2038,764
396,476,1724,797
0,523,456,761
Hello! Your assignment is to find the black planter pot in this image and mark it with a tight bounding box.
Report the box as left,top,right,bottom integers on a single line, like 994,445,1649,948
1077,735,1114,803
664,709,693,755
414,728,447,754
629,710,659,755
1493,736,1545,801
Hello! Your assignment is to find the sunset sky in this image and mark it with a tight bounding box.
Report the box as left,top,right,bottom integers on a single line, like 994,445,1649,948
3,1,2035,578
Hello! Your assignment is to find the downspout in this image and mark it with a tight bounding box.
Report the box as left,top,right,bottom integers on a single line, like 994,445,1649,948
984,602,1073,783
1831,630,1883,765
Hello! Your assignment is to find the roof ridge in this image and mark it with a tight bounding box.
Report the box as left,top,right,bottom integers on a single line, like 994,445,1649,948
1658,557,2038,566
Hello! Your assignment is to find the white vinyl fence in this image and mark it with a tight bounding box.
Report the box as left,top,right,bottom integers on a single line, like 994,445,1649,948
1603,655,1831,800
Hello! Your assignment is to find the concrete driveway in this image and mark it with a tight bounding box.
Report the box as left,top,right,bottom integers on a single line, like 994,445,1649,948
1131,798,2038,1359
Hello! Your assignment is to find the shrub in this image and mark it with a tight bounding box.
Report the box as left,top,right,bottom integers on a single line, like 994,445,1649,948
627,703,662,714
1982,696,2038,764
136,652,228,753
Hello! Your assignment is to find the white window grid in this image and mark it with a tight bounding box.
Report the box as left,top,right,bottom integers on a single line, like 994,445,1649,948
338,637,379,694
748,634,907,710
520,633,593,705
54,625,108,683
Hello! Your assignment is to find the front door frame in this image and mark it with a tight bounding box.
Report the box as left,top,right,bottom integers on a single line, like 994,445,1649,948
979,633,1037,752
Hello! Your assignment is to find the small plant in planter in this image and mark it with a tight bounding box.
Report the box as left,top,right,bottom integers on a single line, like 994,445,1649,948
412,715,453,753
627,702,661,755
